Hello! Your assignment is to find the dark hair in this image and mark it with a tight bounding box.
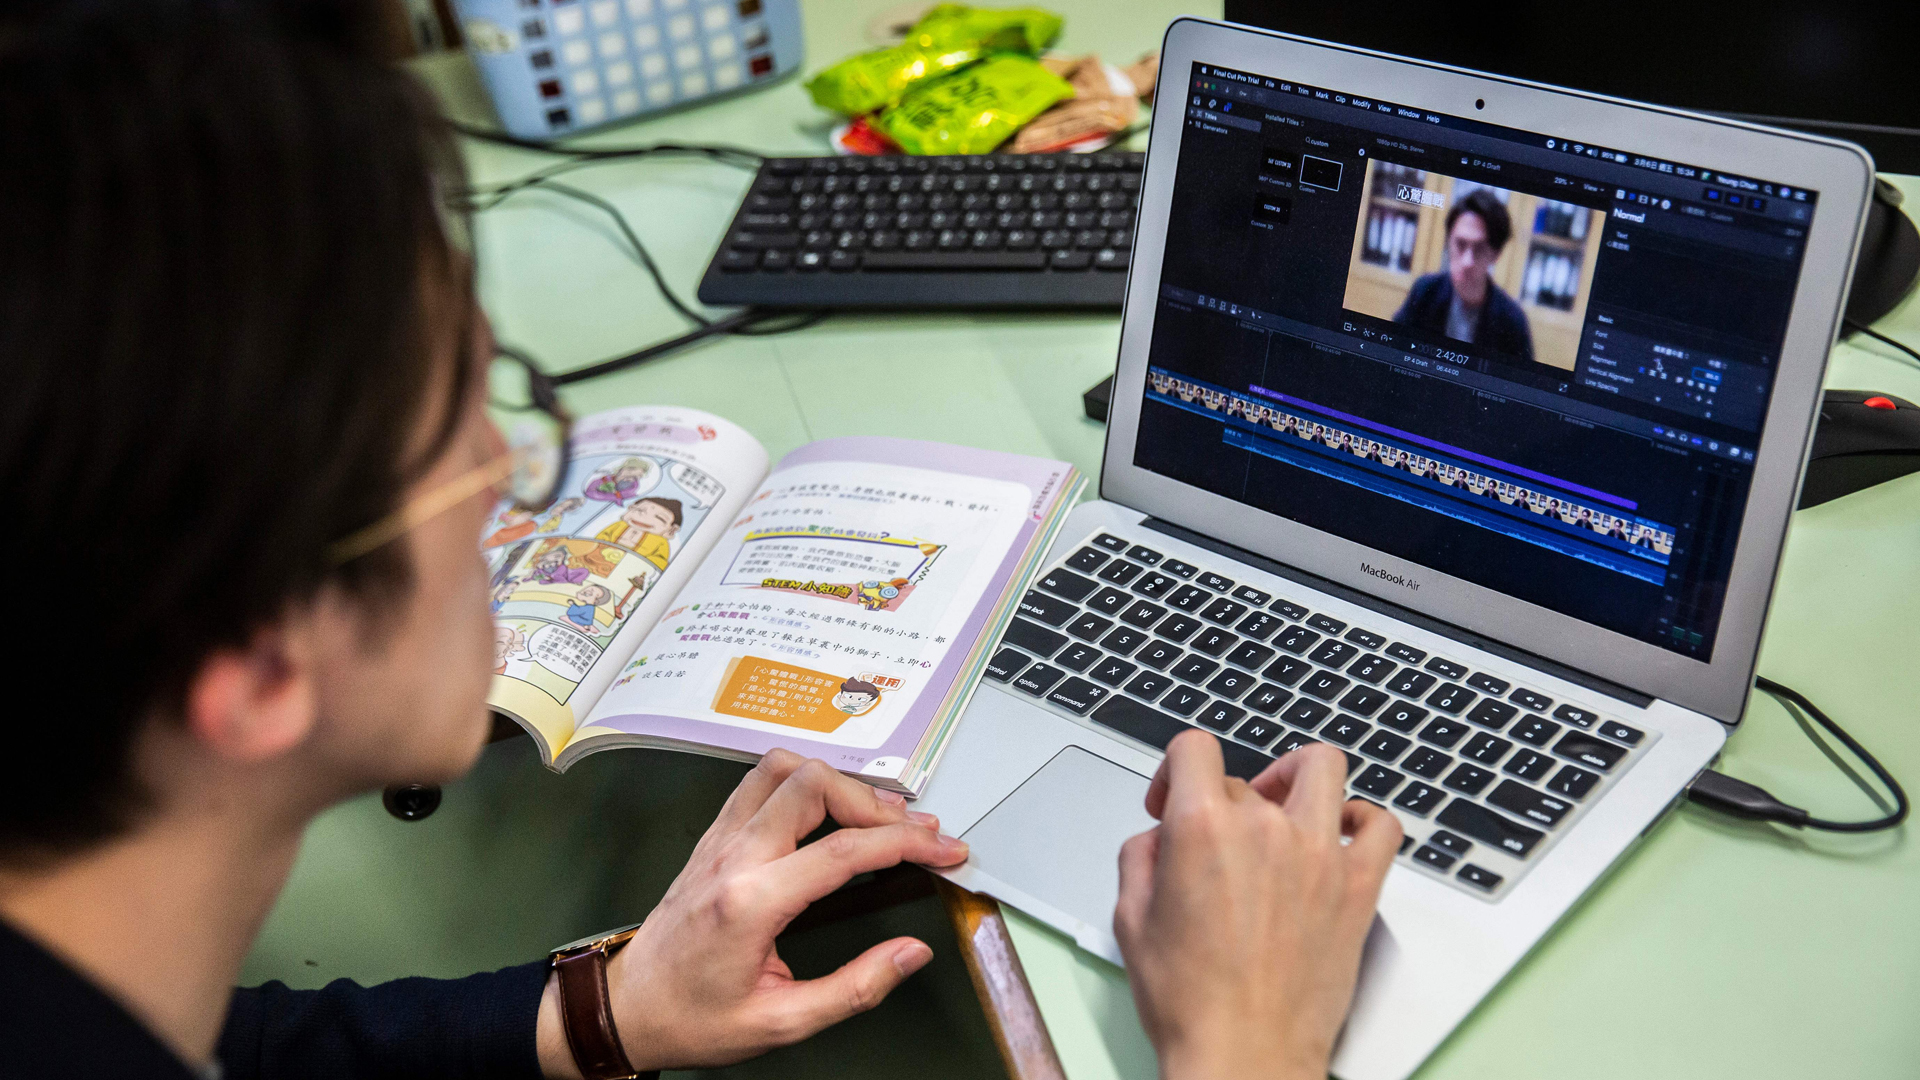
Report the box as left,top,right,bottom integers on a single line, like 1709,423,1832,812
839,679,881,696
1446,187,1512,252
0,1,468,863
637,496,684,527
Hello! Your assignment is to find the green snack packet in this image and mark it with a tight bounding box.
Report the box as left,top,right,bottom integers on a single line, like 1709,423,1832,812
805,5,1064,116
873,54,1074,156
910,4,1062,54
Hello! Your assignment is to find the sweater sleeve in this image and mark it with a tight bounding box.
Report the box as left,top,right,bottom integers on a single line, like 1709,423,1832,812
217,960,550,1080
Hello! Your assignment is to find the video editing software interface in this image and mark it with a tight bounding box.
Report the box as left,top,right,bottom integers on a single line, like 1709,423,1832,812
1135,61,1822,660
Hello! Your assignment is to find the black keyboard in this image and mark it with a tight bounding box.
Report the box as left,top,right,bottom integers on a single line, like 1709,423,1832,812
987,529,1657,900
695,153,1144,309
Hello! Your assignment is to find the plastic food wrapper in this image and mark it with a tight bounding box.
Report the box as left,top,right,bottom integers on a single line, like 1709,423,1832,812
805,4,1064,116
872,53,1074,155
1008,51,1156,154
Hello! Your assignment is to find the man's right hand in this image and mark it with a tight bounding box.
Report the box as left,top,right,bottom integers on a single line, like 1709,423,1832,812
536,750,967,1076
1114,733,1401,1080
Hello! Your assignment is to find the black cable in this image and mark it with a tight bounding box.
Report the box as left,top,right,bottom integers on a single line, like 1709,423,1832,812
1686,676,1908,833
731,310,831,336
471,176,712,327
452,125,826,382
1842,319,1920,367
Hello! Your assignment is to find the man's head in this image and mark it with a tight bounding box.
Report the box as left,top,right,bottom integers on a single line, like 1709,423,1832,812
832,679,881,715
0,1,500,866
574,584,613,607
1444,188,1512,308
534,546,570,569
627,497,683,539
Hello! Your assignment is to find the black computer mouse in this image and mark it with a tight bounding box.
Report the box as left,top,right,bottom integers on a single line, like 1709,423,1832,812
1798,390,1920,508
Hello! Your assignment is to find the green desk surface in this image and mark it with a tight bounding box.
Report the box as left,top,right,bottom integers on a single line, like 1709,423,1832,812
245,2,1920,1077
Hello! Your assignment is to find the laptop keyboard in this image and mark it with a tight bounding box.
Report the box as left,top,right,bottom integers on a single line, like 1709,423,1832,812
985,529,1658,900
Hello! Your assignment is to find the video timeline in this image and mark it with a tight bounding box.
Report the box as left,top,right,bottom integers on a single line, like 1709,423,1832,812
1148,370,1676,583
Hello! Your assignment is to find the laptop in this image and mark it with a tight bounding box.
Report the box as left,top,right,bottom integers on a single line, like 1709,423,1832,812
915,18,1876,1080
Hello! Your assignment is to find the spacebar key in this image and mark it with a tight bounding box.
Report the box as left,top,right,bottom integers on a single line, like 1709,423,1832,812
862,252,1049,271
1092,695,1187,750
1091,697,1273,780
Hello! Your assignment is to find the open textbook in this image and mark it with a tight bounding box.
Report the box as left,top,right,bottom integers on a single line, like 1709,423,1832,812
483,406,1083,794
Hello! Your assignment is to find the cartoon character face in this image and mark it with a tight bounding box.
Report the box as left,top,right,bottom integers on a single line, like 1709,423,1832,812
833,690,877,714
533,548,568,570
574,583,613,607
493,626,520,665
832,678,881,715
625,499,679,539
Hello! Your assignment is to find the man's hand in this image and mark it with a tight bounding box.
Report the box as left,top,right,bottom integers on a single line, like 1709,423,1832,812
1114,733,1402,1080
537,750,968,1076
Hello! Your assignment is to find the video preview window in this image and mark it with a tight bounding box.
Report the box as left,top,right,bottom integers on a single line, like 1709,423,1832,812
1341,160,1603,372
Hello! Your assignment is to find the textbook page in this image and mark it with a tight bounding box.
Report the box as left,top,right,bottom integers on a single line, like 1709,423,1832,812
572,438,1072,786
483,406,768,760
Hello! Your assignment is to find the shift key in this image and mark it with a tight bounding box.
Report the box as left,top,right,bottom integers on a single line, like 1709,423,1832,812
1437,799,1545,858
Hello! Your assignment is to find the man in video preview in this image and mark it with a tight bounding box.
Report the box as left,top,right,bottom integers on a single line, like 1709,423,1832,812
1394,188,1535,362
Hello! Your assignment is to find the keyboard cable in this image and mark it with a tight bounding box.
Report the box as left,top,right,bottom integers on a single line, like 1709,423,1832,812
1686,676,1908,833
1842,319,1920,368
452,121,829,383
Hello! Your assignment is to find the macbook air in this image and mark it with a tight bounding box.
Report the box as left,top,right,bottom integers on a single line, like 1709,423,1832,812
915,17,1875,1080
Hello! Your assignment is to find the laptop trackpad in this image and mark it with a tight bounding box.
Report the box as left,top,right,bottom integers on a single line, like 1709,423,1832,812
961,747,1156,933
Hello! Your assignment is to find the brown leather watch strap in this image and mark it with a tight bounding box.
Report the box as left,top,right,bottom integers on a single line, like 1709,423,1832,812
553,930,643,1080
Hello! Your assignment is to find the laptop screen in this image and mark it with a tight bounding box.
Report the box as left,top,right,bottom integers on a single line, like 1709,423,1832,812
1133,62,1822,661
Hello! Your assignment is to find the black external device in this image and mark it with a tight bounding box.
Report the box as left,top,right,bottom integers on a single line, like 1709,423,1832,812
1799,390,1920,508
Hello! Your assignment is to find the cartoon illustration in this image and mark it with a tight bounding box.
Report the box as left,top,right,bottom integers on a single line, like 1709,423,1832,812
565,583,613,634
584,457,651,505
610,572,651,620
489,579,517,614
492,625,527,674
595,496,681,570
482,507,539,549
527,545,589,586
856,578,910,611
831,678,882,715
535,496,585,532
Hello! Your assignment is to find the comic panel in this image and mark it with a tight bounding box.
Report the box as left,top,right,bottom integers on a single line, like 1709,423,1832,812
483,449,727,705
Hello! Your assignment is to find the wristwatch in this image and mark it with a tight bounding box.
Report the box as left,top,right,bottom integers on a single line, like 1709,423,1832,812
549,922,651,1080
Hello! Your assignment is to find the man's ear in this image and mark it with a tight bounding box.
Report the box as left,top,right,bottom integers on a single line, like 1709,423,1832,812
182,623,320,762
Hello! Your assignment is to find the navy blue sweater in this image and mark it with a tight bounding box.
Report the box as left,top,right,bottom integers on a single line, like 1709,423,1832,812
1,917,549,1079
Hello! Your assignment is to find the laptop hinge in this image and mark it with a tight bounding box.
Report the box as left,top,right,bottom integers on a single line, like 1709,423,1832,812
1141,518,1656,710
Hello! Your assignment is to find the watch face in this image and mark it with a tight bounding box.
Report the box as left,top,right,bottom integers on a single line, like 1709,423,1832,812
553,921,645,955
